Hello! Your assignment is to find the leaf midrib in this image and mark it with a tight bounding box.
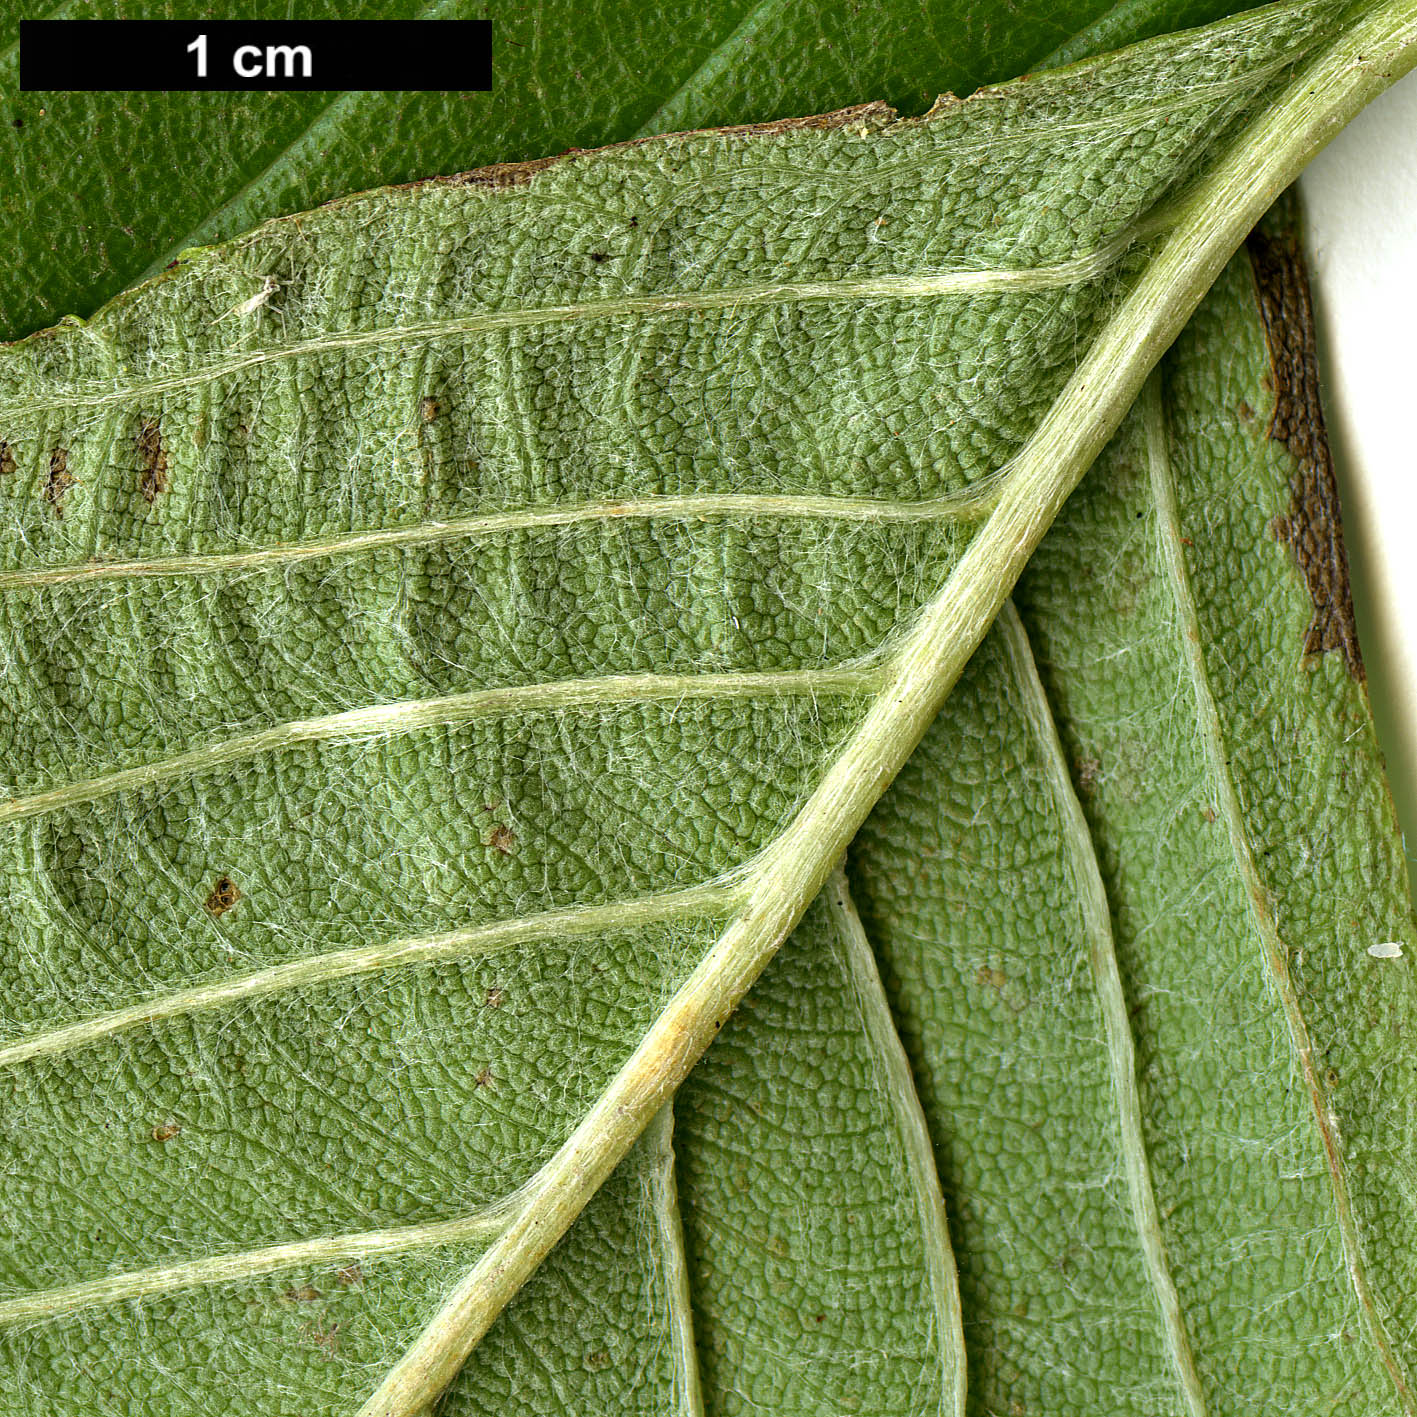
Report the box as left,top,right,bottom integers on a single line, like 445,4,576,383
6,6,1415,1409
357,12,1417,1407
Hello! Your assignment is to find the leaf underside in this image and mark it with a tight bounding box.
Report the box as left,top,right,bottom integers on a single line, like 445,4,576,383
468,194,1417,1417
857,201,1417,1414
1,3,1416,1414
452,195,1417,1417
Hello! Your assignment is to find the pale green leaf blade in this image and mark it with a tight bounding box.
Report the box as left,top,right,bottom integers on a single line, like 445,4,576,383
849,202,1417,1411
850,605,1194,1414
672,875,962,1416
1016,200,1417,1405
0,6,1413,1415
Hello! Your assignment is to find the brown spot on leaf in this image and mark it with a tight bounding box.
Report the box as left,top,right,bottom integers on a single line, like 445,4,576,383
474,1067,494,1088
1247,215,1363,681
1074,757,1101,796
137,418,168,502
1237,400,1255,424
486,824,516,855
0,442,14,478
584,1349,611,1372
151,1120,181,1142
283,1284,321,1303
420,396,440,422
302,1320,341,1356
484,986,505,1009
44,447,73,516
336,1263,363,1288
205,874,242,917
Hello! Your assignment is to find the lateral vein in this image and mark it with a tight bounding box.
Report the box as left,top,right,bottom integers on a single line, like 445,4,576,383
7,241,1138,421
1143,375,1415,1412
645,1105,706,1417
0,486,1001,592
351,12,1417,1408
827,868,965,1416
996,597,1206,1417
0,666,881,826
0,881,742,1071
0,1206,517,1325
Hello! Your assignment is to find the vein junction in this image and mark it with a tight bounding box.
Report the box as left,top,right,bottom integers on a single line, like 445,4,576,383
0,665,881,826
0,485,1001,590
0,880,742,1072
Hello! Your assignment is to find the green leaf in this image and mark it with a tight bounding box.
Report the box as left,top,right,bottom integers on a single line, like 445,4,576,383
0,0,1258,344
2,5,1415,1416
849,195,1417,1412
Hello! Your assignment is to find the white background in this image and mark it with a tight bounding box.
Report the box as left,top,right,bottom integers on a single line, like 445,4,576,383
1300,69,1417,875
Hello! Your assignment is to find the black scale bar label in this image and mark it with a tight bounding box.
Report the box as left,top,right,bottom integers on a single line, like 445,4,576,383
20,20,492,92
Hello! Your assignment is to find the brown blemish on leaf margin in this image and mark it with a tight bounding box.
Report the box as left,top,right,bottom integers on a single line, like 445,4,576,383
423,101,897,193
1246,215,1363,681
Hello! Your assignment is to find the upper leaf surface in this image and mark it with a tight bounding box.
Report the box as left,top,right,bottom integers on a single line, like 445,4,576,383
0,0,1255,343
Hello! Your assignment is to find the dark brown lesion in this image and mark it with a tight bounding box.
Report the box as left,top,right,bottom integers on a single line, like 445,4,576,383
137,417,168,502
1246,208,1363,682
0,441,14,478
43,446,73,516
204,874,242,917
